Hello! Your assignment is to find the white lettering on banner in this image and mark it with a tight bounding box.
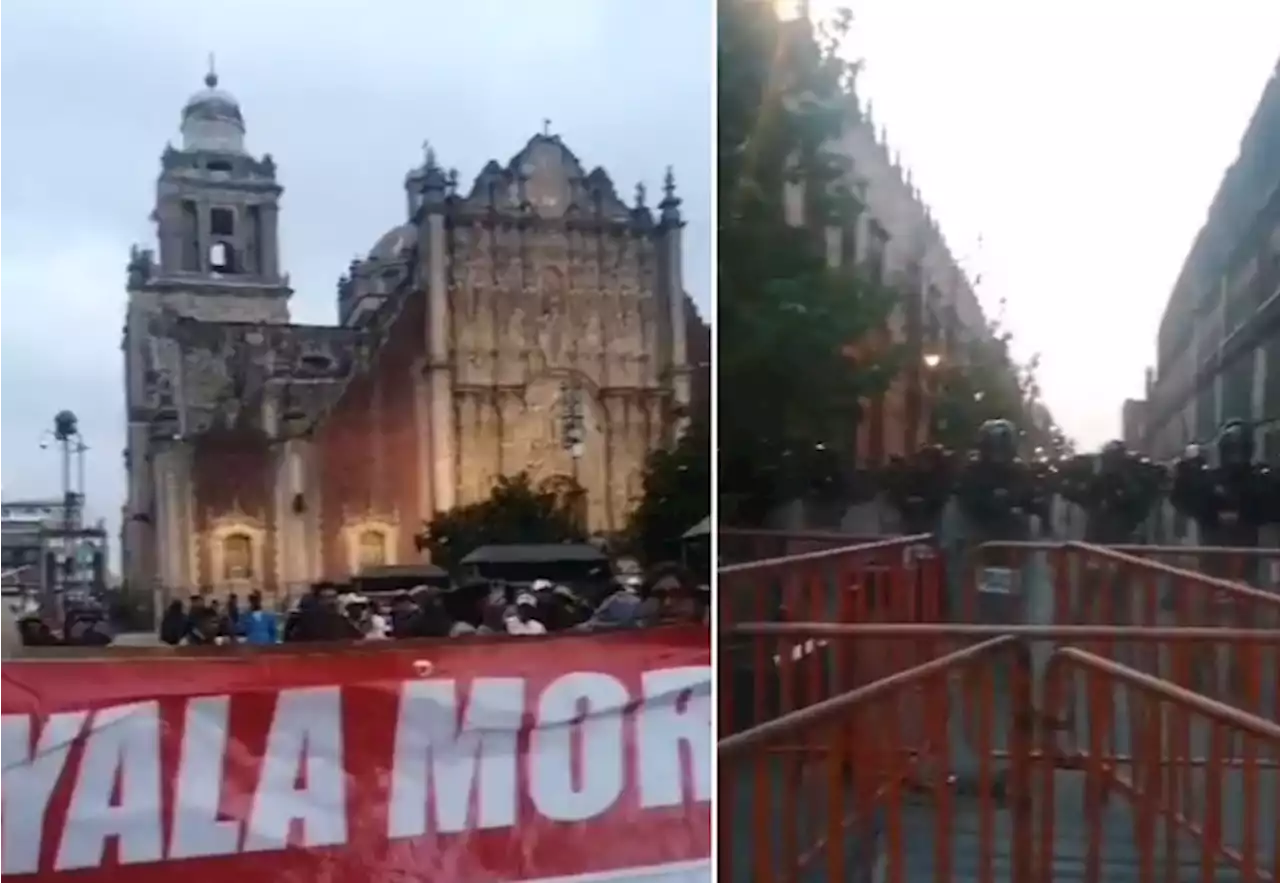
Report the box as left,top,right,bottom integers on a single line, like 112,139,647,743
530,673,630,821
387,677,526,838
244,686,348,852
388,666,712,839
1,710,89,874
0,665,710,873
57,702,165,871
636,668,712,808
169,696,240,860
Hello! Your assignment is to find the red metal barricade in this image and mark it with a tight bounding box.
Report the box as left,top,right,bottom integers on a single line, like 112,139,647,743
721,537,1280,882
718,529,890,566
962,542,1280,631
720,633,1280,882
718,534,943,733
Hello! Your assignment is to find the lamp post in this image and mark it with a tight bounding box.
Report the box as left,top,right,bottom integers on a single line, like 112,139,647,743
921,352,942,445
40,411,87,532
38,411,90,614
560,380,587,530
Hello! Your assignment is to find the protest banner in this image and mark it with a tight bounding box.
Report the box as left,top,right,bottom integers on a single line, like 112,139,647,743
2,626,711,882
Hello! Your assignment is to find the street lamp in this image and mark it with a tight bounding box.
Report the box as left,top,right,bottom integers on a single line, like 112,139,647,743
560,380,587,529
37,411,91,616
920,353,943,445
38,411,88,531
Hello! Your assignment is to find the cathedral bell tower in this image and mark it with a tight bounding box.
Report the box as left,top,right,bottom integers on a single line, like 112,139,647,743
121,61,293,601
130,60,292,324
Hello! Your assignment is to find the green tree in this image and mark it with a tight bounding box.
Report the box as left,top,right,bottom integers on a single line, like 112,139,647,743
418,473,583,571
718,0,897,522
625,416,712,564
928,303,1074,457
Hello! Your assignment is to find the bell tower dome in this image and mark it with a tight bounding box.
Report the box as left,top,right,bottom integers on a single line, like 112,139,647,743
180,61,247,154
133,58,292,323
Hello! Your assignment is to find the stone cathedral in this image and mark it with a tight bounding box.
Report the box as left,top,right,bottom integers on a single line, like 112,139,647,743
121,72,707,600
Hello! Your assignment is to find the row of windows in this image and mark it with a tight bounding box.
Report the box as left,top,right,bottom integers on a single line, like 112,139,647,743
1,548,41,568
215,529,389,582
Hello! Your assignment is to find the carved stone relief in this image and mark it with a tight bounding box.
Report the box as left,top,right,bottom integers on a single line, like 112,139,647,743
519,141,574,218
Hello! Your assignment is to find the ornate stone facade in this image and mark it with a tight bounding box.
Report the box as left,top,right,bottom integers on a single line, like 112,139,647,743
121,73,708,604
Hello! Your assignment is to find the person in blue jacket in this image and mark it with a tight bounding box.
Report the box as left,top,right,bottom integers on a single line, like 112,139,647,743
237,591,279,645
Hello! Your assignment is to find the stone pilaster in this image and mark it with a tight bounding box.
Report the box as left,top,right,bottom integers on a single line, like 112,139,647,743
273,438,310,597
425,209,456,513
666,232,689,372
197,197,212,273
260,202,280,281
152,441,194,594
658,178,690,442
305,442,324,582
411,357,434,525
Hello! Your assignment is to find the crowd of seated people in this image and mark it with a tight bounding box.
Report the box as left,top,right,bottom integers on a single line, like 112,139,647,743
149,564,708,647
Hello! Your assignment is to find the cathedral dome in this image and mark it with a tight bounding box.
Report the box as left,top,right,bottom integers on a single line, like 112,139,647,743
180,71,246,154
368,223,417,261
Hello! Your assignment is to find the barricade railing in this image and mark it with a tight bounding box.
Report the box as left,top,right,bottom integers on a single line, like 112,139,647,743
719,633,1280,883
721,623,1280,741
719,539,1280,733
965,541,1280,631
718,534,942,732
1108,543,1280,593
718,529,891,567
719,533,939,628
1042,647,1280,881
719,636,1034,883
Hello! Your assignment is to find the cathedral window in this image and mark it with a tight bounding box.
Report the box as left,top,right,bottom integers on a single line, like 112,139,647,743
209,241,237,273
222,532,254,581
358,530,388,570
210,207,235,236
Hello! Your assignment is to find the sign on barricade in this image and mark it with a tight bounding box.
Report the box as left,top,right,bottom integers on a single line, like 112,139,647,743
2,627,711,882
978,566,1016,595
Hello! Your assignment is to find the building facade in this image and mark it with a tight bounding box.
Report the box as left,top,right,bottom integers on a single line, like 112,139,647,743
786,94,991,463
2,498,109,606
1144,59,1280,463
1120,398,1148,450
1,500,62,598
122,72,707,602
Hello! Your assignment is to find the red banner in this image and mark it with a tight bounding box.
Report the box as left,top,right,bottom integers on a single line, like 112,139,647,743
2,627,711,882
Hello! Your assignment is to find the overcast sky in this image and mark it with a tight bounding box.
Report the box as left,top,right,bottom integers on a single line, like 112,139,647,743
841,0,1279,449
0,0,713,548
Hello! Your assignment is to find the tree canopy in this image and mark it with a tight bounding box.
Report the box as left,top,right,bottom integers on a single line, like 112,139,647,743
718,0,897,522
418,473,583,571
624,415,711,564
928,302,1074,458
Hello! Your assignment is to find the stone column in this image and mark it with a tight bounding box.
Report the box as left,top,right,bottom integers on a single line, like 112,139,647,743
411,357,434,525
178,445,197,591
157,201,180,275
658,217,690,441
152,442,193,594
261,202,281,281
424,208,456,513
197,199,212,273
124,423,153,590
305,442,324,582
273,439,310,598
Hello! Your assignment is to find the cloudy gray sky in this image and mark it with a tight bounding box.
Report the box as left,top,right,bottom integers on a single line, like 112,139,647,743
838,0,1279,448
0,0,714,552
